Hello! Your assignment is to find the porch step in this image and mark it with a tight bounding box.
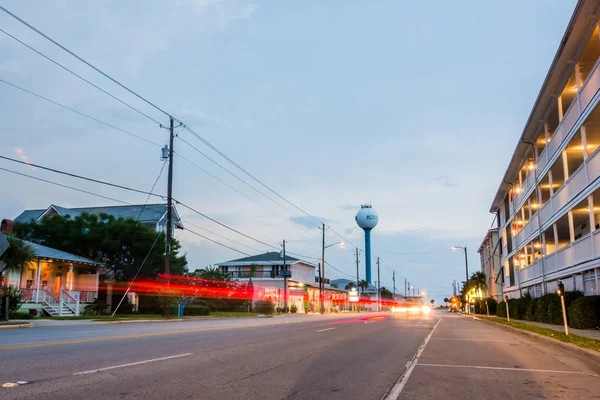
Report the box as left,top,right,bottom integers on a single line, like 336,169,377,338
43,306,76,317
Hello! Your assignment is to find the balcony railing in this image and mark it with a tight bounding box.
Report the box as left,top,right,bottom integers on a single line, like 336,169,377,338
227,270,278,279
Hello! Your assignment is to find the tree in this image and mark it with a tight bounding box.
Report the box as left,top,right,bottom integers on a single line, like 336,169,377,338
430,299,435,306
358,279,369,294
443,297,449,306
380,287,393,299
345,282,357,291
14,213,187,281
0,235,36,285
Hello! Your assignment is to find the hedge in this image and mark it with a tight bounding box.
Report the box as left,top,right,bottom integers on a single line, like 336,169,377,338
184,305,210,316
254,300,274,315
568,296,600,330
9,311,32,320
474,298,497,315
495,291,592,328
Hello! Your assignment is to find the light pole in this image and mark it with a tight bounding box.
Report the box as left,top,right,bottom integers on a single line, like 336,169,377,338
452,246,469,314
320,240,344,313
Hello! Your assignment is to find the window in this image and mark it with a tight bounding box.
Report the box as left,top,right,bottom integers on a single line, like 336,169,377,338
578,25,600,84
555,213,571,250
539,174,551,206
583,269,598,296
583,104,600,157
502,228,507,247
543,226,556,255
571,198,591,240
531,239,542,260
564,131,585,176
536,130,547,156
550,155,565,189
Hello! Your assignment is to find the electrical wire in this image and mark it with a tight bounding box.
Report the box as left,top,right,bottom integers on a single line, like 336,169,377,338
0,7,170,120
0,155,164,199
184,227,252,256
0,27,163,126
182,219,264,253
325,261,355,279
0,166,131,205
0,78,161,148
134,160,167,222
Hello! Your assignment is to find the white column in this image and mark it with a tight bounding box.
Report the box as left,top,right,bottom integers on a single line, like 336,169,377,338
562,151,570,180
575,63,582,114
558,96,564,121
34,259,41,303
589,195,596,233
568,211,575,243
581,125,589,159
68,264,74,291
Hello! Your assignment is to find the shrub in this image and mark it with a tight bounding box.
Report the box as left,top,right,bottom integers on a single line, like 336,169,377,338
486,298,498,315
497,301,507,318
254,300,274,315
276,307,283,314
545,295,563,325
0,286,23,312
184,305,210,316
9,311,32,320
290,304,298,313
568,296,600,330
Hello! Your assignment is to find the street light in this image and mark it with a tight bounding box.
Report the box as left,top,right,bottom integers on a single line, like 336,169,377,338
320,240,345,313
452,245,469,314
324,241,344,250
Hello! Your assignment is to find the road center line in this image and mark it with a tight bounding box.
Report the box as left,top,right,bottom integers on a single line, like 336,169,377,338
415,363,594,375
383,317,442,400
429,338,513,342
73,353,193,375
316,328,336,332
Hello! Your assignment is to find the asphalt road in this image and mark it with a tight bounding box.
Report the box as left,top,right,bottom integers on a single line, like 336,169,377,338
1,311,599,399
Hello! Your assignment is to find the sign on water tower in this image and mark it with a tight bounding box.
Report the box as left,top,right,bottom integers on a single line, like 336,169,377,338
355,204,378,284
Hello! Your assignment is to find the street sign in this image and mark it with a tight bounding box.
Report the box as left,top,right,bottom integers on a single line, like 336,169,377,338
279,270,292,278
349,294,359,303
0,234,8,258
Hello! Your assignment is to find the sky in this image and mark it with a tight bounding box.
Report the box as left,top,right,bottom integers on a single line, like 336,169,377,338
0,0,578,302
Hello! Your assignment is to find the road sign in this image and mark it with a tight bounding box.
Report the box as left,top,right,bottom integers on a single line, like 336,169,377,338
0,234,8,258
279,270,292,278
349,293,359,303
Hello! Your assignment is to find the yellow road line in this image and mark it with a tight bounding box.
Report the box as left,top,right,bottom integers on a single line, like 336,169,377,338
0,322,288,351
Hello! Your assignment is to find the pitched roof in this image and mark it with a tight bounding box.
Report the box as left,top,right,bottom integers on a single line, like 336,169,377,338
218,252,312,267
14,203,183,229
2,234,103,266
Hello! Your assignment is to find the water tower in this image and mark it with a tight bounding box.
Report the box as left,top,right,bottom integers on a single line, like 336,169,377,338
355,204,378,284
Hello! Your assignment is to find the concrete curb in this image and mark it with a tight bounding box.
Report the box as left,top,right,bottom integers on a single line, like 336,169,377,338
94,319,185,324
0,323,33,329
476,317,600,361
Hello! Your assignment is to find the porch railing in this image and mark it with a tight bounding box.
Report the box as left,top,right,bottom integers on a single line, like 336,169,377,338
61,289,80,316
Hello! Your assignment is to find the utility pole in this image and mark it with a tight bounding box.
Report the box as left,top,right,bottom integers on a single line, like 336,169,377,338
404,279,407,297
376,257,381,311
165,116,174,276
321,223,325,313
355,247,360,290
283,239,287,312
317,262,322,312
392,271,396,300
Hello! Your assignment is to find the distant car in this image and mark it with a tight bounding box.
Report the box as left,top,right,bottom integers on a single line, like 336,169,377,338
448,305,458,312
392,302,431,316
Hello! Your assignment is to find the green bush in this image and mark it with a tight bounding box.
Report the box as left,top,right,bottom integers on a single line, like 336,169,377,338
290,304,298,313
9,311,32,319
184,305,210,316
486,298,498,315
568,296,600,329
497,301,507,318
254,300,274,315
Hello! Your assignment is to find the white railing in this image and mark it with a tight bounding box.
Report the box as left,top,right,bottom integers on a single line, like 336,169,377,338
61,289,80,316
579,56,600,109
544,252,558,274
572,234,593,265
540,202,553,226
556,246,574,272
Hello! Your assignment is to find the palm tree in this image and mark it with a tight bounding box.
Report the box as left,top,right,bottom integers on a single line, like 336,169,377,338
0,235,36,285
470,272,487,294
358,279,369,294
443,297,449,307
345,282,357,291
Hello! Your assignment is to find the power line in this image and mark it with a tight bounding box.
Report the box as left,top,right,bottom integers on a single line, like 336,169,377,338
184,227,252,256
175,200,280,251
325,261,355,279
182,219,264,253
134,160,167,222
0,155,164,199
182,125,323,228
0,7,170,120
0,78,161,148
0,27,163,126
0,167,131,205
177,134,318,230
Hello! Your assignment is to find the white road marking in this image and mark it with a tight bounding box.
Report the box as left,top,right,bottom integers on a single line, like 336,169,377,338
383,318,442,399
316,328,336,332
73,353,193,376
429,338,513,342
415,363,593,375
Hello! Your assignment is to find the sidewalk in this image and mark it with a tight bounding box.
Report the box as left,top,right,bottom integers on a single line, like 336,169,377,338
477,314,600,340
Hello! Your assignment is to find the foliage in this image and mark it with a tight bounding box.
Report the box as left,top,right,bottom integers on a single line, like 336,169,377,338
9,311,32,319
0,236,36,280
345,282,357,291
290,304,298,313
0,286,23,312
184,305,210,316
254,300,274,315
443,298,449,306
568,296,600,330
380,287,393,299
358,279,369,294
14,214,187,281
85,298,108,316
497,301,507,318
480,317,600,353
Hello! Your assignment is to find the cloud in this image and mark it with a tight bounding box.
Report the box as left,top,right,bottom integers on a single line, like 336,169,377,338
433,174,458,188
289,216,325,230
339,204,360,211
178,1,258,28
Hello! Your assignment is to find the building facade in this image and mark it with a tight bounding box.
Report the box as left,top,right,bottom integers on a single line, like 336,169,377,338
217,252,347,313
477,229,502,300
490,0,600,299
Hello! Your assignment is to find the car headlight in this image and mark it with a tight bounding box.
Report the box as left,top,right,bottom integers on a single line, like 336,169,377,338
421,306,431,314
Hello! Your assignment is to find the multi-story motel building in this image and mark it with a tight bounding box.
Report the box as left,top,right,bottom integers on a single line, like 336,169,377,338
490,0,600,299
